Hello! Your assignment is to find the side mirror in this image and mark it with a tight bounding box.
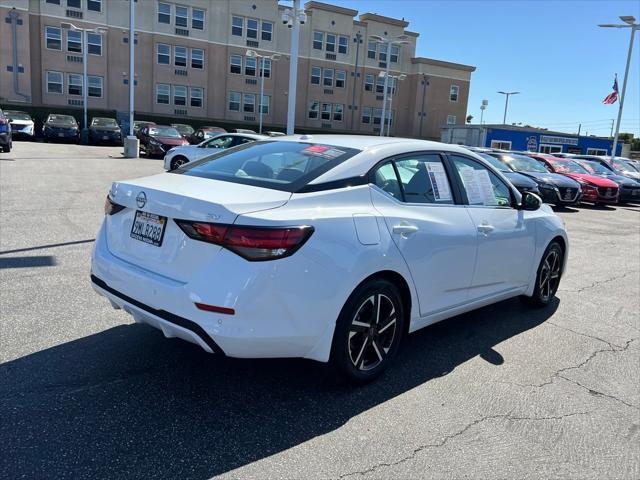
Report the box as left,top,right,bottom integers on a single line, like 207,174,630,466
519,191,542,211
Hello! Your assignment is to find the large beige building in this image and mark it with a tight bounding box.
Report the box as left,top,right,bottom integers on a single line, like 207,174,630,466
0,0,475,139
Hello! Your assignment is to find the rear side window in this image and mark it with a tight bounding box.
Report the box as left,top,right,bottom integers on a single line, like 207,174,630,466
373,154,454,204
449,155,512,207
177,141,360,192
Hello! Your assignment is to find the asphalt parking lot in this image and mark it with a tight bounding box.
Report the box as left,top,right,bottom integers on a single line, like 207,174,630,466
1,142,638,480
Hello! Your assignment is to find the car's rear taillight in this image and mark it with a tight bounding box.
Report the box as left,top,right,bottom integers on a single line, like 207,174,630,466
175,220,314,261
104,196,126,215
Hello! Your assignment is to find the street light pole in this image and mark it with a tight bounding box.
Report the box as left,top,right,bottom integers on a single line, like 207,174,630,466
259,56,265,134
418,75,428,138
82,29,88,136
350,31,362,131
247,50,280,134
497,90,520,124
283,0,305,135
379,42,391,136
599,16,639,159
128,0,135,137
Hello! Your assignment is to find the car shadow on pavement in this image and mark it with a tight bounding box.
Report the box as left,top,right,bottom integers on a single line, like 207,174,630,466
0,297,558,479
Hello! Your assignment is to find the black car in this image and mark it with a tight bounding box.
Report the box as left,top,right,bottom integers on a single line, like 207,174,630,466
89,117,123,146
488,152,582,206
573,157,640,203
43,114,80,143
0,108,12,152
171,123,194,141
133,121,156,137
471,151,541,196
189,126,226,144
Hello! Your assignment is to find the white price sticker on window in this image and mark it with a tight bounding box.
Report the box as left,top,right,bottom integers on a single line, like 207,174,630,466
426,162,452,202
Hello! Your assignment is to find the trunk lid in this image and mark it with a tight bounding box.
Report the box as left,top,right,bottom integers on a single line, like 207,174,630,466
105,173,291,280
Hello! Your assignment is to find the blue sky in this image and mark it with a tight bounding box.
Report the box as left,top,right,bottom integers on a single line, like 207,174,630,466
333,0,640,137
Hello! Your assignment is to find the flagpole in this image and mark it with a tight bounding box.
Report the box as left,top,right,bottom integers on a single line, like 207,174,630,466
608,21,637,160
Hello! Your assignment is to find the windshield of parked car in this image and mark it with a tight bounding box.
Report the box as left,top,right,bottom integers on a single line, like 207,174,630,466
547,159,589,174
575,160,609,174
47,115,76,125
177,141,361,192
91,118,118,127
6,112,31,121
149,127,181,138
613,159,639,172
478,153,509,171
496,154,548,173
173,124,194,135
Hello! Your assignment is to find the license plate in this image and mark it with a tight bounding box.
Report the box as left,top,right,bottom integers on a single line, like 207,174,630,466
564,192,572,200
58,133,64,137
130,211,167,247
103,135,109,140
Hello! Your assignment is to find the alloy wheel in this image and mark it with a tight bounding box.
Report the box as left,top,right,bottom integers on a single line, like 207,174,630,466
348,293,397,371
538,249,561,302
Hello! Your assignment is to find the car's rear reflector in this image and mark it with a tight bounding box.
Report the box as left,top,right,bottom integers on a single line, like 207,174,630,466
194,302,235,315
104,195,126,215
175,220,314,261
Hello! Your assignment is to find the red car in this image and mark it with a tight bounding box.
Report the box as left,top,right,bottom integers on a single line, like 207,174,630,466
526,153,619,205
138,125,188,157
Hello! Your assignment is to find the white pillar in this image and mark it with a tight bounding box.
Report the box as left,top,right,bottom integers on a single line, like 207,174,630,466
286,0,300,135
379,41,391,136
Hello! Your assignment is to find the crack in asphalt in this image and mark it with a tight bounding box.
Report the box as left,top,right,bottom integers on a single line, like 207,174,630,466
557,374,639,411
558,270,640,294
335,410,595,479
547,321,621,349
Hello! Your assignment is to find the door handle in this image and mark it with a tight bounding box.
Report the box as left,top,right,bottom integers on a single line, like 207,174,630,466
392,223,419,237
477,223,495,234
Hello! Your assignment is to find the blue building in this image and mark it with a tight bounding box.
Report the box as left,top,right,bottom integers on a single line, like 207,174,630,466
440,124,623,156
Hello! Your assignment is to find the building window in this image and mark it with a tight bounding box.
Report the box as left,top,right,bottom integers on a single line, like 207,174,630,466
375,75,385,94
158,2,171,24
260,58,271,78
539,144,562,154
230,54,242,74
364,74,374,91
338,35,348,54
261,21,273,41
87,32,102,55
243,93,255,113
46,26,62,50
46,0,61,4
190,87,203,107
191,48,204,69
156,83,170,104
378,43,387,62
231,16,243,36
174,46,187,67
335,70,346,88
373,108,382,125
67,0,81,9
157,43,170,65
313,31,323,50
175,5,188,27
321,103,332,121
450,85,459,102
229,91,241,111
325,33,336,53
323,68,333,87
67,30,82,53
390,45,399,63
260,95,270,115
333,104,343,122
46,71,63,94
491,140,512,150
173,85,187,105
388,77,397,95
192,8,205,30
362,106,371,124
68,74,82,96
310,66,321,85
245,57,256,76
367,41,376,59
247,19,258,39
88,75,103,97
447,115,456,125
87,0,101,12
308,101,319,119
587,148,608,155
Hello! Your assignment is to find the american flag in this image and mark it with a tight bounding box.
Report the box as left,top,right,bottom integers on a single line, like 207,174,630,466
602,75,619,104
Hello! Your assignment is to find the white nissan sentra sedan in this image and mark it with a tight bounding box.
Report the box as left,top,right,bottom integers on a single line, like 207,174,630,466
92,135,568,383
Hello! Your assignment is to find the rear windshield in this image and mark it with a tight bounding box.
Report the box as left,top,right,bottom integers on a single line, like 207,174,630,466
175,141,361,192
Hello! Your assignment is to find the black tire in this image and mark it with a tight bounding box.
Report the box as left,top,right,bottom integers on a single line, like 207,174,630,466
2,145,9,153
523,241,563,307
331,278,405,384
170,156,189,170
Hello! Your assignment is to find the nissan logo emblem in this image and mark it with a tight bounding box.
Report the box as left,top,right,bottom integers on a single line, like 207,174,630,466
136,191,147,208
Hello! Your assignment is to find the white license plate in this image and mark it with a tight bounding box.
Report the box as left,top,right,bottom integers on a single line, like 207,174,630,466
103,135,109,140
130,211,167,247
564,192,572,200
58,133,64,137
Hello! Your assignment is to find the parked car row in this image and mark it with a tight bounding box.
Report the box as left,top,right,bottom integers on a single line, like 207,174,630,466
464,147,640,206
